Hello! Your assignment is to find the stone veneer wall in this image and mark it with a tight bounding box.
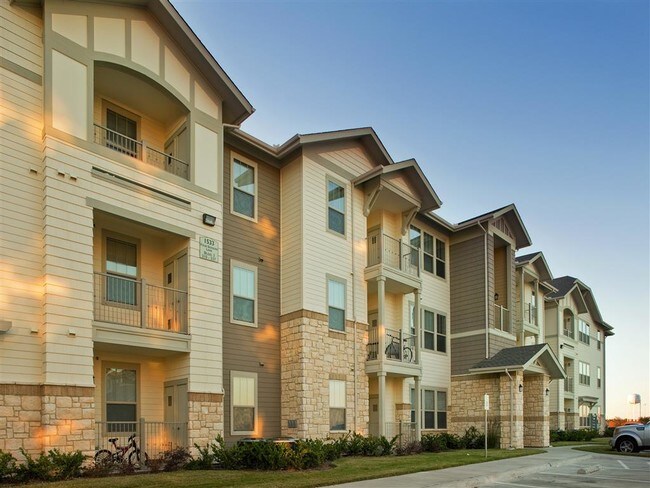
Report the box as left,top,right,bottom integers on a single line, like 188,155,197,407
280,310,369,439
565,412,579,430
523,374,550,447
188,393,223,452
549,411,565,430
450,371,525,449
395,403,411,423
0,384,95,458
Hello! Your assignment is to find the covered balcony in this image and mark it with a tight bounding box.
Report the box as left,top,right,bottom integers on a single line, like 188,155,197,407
92,211,191,354
93,62,190,180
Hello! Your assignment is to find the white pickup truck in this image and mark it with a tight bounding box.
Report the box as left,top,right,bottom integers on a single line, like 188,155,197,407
610,421,650,452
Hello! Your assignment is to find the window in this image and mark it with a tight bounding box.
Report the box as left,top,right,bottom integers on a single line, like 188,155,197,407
578,319,590,345
597,367,601,388
421,389,447,429
327,179,345,235
423,233,434,273
597,330,602,350
409,302,415,336
435,238,446,278
327,278,346,331
420,231,446,278
232,263,256,325
105,366,137,431
106,237,138,305
579,404,590,427
232,159,256,219
409,226,421,267
579,361,590,386
329,380,346,431
106,108,138,157
232,372,256,434
422,309,447,353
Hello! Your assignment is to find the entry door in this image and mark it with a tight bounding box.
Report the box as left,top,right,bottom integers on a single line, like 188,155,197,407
164,252,188,332
369,398,379,436
368,312,378,360
164,380,188,449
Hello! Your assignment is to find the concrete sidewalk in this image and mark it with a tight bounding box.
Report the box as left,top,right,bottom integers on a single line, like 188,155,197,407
328,446,593,488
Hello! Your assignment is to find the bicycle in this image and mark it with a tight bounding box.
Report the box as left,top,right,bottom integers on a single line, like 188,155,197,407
385,333,413,362
95,433,149,467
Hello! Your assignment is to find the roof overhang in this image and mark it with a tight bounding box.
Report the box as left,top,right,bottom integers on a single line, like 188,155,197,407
469,344,566,380
456,204,533,249
578,396,600,407
515,252,553,282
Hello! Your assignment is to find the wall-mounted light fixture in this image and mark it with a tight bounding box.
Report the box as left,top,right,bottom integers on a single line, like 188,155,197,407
518,384,523,393
202,213,216,226
0,320,12,334
545,388,550,396
494,293,499,301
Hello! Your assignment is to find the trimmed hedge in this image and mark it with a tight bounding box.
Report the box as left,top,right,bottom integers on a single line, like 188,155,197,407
549,429,599,442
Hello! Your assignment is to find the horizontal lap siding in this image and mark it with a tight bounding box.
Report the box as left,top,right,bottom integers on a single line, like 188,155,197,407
280,157,302,315
223,146,281,443
451,335,486,375
450,236,485,334
0,2,43,384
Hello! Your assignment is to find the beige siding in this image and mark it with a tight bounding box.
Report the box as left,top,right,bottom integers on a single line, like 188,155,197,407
222,146,281,442
488,331,515,357
0,1,44,385
280,157,302,314
451,335,486,375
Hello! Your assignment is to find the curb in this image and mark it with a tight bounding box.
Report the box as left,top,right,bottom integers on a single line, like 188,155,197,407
426,451,594,488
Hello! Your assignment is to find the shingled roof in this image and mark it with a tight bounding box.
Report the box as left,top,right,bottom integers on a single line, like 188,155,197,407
469,344,565,379
515,252,540,264
472,344,546,369
547,276,578,299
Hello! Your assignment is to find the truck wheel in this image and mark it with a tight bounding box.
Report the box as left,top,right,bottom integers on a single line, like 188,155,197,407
616,437,638,453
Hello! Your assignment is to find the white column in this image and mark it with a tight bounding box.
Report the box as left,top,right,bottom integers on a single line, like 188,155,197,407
377,276,386,360
378,372,386,436
414,376,421,440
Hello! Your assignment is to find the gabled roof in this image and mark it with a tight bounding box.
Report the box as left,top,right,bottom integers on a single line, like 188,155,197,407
547,276,614,336
456,204,533,249
470,344,565,379
515,251,554,283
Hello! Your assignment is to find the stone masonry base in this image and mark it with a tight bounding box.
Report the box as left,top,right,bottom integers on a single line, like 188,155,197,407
188,393,224,452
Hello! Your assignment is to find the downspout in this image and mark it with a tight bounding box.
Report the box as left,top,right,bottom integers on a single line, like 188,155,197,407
351,184,358,433
478,222,489,358
505,368,514,449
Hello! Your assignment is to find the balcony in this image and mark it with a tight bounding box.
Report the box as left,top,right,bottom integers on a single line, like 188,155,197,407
564,377,575,393
523,303,537,326
367,326,420,377
563,326,575,340
94,124,189,180
366,231,421,294
494,304,512,333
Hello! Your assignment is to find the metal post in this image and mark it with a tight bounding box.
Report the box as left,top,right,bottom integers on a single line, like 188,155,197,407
141,140,148,164
139,417,146,458
140,279,147,328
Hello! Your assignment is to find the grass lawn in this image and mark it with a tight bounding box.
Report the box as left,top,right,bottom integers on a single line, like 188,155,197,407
551,437,611,447
22,449,543,488
573,442,650,458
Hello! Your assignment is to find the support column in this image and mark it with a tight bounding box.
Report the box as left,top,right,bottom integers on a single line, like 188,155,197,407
414,288,421,440
414,376,421,440
377,277,386,360
378,372,386,437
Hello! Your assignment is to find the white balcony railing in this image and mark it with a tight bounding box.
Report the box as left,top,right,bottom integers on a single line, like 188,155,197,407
367,326,417,364
367,231,419,277
564,377,574,393
523,303,538,326
95,419,188,459
94,124,189,180
494,304,512,333
93,272,188,334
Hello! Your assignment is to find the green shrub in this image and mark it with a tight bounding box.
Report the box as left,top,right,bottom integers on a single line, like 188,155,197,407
487,420,501,449
0,450,17,482
15,449,55,482
462,426,484,449
47,449,86,480
394,441,422,456
421,434,446,452
550,429,599,443
186,443,215,470
158,447,192,472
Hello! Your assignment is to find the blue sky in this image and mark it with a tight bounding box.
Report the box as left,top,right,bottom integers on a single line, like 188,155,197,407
172,0,649,418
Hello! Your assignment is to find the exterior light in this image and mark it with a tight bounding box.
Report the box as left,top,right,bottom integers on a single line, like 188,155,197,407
494,293,499,301
0,320,11,333
518,384,523,393
202,213,216,226
545,388,550,396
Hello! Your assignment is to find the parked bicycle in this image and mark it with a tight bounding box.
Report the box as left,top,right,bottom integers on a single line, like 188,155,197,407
95,433,148,467
385,333,413,362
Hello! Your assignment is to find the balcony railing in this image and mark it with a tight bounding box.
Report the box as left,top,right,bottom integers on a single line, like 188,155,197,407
563,324,575,340
494,304,511,333
368,326,417,364
367,232,419,277
564,377,574,393
523,303,538,326
93,272,188,334
94,124,189,180
385,421,417,446
95,419,188,459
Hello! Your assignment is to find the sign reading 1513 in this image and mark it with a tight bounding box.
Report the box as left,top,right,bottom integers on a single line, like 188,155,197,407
199,236,220,263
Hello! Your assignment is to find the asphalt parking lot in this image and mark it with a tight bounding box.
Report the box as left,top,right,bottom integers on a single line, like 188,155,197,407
479,453,650,488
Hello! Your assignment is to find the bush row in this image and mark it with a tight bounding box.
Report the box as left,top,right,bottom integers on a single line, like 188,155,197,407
549,429,599,442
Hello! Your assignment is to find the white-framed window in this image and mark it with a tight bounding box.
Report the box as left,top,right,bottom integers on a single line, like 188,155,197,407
327,178,345,235
231,261,256,326
579,361,591,386
327,277,346,332
422,309,447,353
329,379,346,431
416,388,447,430
409,225,421,267
105,237,138,306
597,367,601,388
578,319,590,345
435,238,446,278
597,330,602,350
579,404,590,427
105,364,137,431
232,158,257,220
423,232,434,274
231,371,257,435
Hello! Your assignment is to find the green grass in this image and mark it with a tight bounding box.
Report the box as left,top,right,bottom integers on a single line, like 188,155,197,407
573,442,650,458
551,437,611,447
21,449,543,488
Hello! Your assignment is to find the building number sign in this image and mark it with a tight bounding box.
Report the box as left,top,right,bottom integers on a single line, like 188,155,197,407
199,236,220,263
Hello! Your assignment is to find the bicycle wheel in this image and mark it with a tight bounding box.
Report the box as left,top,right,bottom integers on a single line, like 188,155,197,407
403,346,413,363
128,449,149,467
94,449,112,466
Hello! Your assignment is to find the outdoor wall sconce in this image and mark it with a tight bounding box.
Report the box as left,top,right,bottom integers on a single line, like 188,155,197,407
0,320,11,334
545,388,550,396
202,213,216,226
518,384,523,393
494,293,499,301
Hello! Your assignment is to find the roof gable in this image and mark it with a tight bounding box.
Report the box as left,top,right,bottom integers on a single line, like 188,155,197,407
470,344,565,379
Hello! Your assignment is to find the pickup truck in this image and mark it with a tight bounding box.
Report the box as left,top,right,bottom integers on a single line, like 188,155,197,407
610,421,650,452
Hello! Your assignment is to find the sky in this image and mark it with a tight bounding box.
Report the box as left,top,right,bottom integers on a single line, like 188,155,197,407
171,0,650,419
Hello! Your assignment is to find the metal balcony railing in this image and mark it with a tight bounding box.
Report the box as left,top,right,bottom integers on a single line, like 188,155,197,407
563,324,575,340
93,272,188,334
94,124,189,180
564,377,574,393
367,326,417,364
367,232,420,277
524,303,538,326
95,419,188,459
494,304,512,333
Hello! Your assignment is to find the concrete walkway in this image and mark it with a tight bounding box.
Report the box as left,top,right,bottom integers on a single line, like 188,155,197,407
329,446,594,488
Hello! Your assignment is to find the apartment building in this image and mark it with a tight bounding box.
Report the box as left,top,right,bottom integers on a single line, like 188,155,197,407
544,276,613,432
0,0,253,456
0,0,613,458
